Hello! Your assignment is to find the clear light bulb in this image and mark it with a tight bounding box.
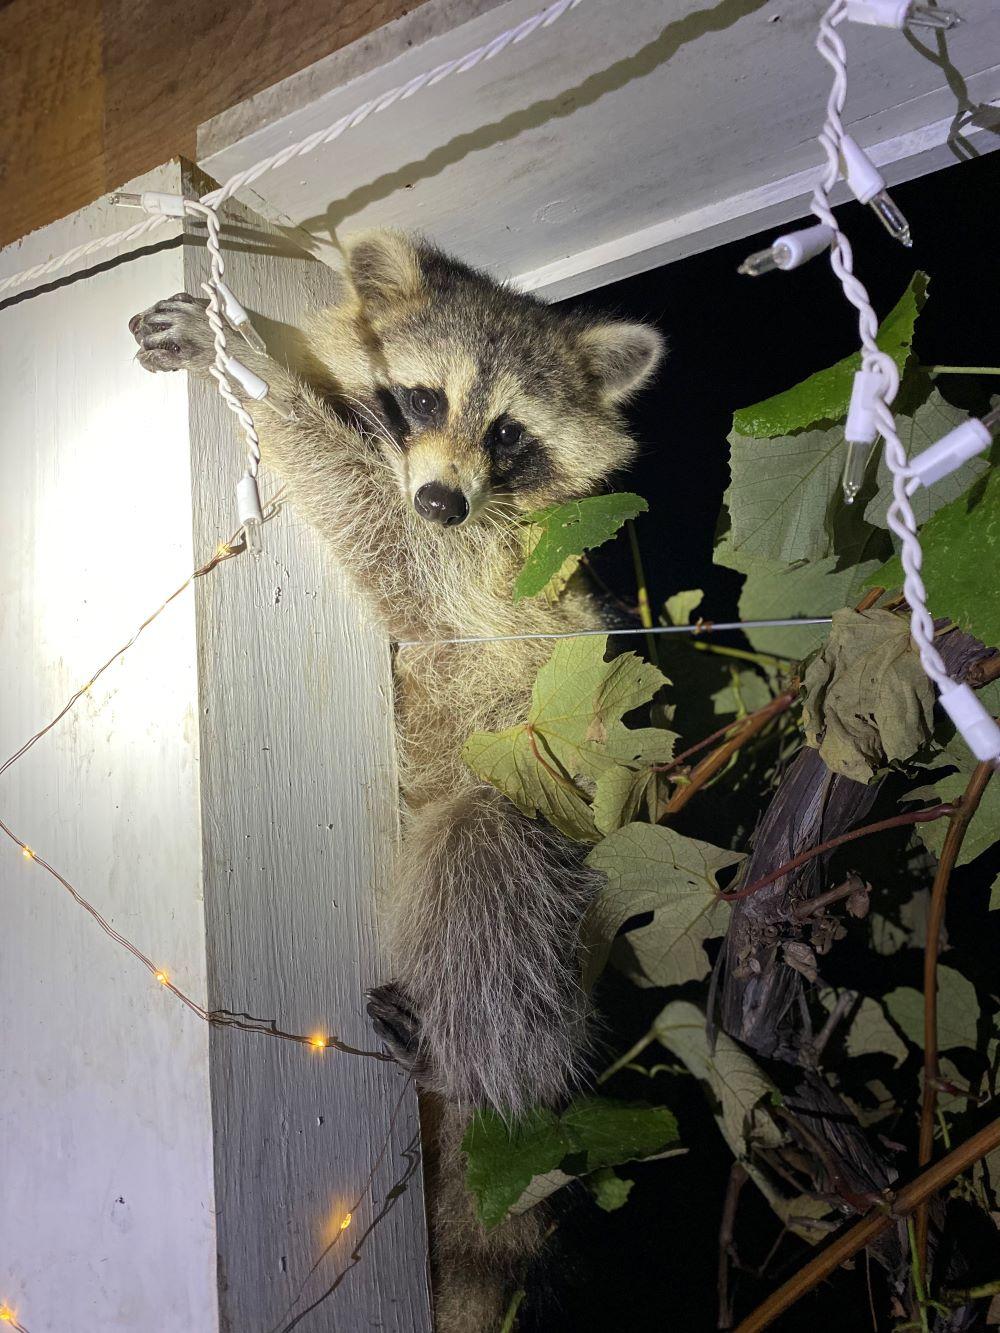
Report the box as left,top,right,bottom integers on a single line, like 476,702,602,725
737,242,794,277
906,4,962,30
868,190,913,247
842,439,877,504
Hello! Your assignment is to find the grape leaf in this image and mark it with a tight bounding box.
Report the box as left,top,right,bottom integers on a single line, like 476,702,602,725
870,466,1000,650
716,543,880,660
654,1001,838,1242
819,990,908,1067
732,273,927,438
802,608,935,781
664,588,704,625
464,1096,681,1229
585,1167,635,1212
463,636,673,842
885,966,980,1051
583,823,744,989
514,493,648,601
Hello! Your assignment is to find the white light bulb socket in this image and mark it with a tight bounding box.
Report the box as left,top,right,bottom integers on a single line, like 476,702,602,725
223,355,269,401
845,0,912,26
840,136,886,205
908,418,992,488
237,472,264,527
774,224,836,270
938,682,1000,763
139,191,189,218
216,281,251,328
845,369,883,445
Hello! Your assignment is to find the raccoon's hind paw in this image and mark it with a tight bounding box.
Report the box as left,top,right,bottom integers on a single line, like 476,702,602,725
366,982,424,1073
128,293,214,375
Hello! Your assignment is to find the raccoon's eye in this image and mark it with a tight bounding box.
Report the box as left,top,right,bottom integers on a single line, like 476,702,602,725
406,386,440,421
491,419,524,450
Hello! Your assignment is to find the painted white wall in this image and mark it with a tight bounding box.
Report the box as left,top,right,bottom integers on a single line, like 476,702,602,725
0,172,218,1331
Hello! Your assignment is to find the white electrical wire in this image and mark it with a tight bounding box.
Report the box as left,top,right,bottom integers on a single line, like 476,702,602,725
0,0,583,554
811,1,950,692
0,0,582,300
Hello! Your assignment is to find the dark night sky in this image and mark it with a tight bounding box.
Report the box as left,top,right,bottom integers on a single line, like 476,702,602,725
538,146,1000,1332
560,146,1000,622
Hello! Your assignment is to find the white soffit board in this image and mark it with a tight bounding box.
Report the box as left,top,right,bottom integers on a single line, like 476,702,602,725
199,0,1000,301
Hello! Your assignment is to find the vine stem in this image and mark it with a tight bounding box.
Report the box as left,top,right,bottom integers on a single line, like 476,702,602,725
717,806,956,902
658,691,798,818
732,1117,1000,1333
915,760,995,1273
626,519,660,668
653,690,798,778
923,365,1000,376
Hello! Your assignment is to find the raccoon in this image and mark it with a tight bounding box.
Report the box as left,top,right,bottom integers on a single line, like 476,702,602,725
129,231,663,1331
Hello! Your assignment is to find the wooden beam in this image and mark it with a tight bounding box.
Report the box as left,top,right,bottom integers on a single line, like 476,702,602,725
0,0,420,247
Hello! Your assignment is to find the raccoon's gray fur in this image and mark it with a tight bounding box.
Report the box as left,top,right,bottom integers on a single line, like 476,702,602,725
130,231,663,1331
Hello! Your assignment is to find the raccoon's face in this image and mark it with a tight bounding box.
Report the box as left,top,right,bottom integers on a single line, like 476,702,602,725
337,232,664,528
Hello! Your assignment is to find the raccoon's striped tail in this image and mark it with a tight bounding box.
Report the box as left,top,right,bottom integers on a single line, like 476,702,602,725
422,1096,546,1333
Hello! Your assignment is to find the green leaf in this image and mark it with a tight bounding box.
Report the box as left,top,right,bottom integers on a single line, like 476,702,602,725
463,1096,681,1230
864,389,995,532
463,636,673,842
584,823,744,990
732,273,928,438
585,1166,634,1212
802,608,935,781
885,966,980,1051
819,990,908,1067
514,493,648,601
870,466,1000,650
716,544,880,660
654,1001,783,1155
664,588,704,626
654,1001,838,1242
710,666,776,718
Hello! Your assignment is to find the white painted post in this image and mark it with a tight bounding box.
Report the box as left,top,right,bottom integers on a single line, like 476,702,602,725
0,161,432,1332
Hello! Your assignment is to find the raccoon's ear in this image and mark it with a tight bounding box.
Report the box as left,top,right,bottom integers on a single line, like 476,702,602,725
343,231,425,318
577,321,665,404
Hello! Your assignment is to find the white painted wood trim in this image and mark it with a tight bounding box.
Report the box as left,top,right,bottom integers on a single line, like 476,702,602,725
196,0,1000,304
0,162,433,1332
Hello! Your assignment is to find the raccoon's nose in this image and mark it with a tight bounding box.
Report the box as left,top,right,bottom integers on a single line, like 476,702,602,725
413,482,469,527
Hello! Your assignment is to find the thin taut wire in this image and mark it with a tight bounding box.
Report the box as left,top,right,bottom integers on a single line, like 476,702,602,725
396,616,833,649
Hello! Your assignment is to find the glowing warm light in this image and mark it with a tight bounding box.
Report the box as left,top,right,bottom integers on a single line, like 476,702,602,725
0,1307,14,1323
155,970,169,985
310,1035,327,1052
21,846,34,861
339,1212,352,1231
215,542,232,559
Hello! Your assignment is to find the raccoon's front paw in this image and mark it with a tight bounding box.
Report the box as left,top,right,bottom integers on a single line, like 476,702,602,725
366,982,424,1074
129,293,214,374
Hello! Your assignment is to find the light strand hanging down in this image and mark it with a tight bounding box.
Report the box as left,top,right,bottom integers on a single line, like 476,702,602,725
738,0,1000,768
0,503,390,1065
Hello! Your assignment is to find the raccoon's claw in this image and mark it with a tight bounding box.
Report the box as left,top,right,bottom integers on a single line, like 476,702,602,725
366,982,423,1072
129,293,214,375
